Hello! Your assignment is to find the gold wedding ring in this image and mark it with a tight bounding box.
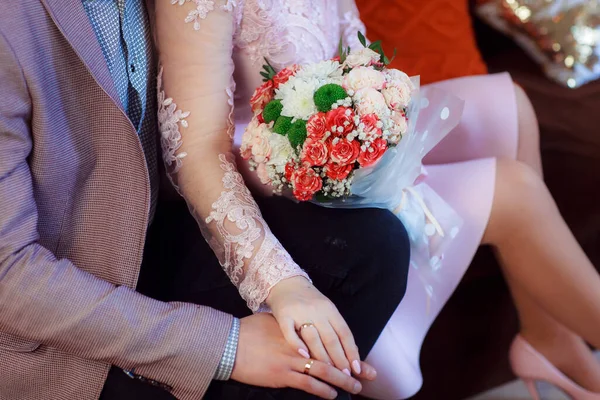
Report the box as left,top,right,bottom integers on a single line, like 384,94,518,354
303,359,314,375
297,322,315,333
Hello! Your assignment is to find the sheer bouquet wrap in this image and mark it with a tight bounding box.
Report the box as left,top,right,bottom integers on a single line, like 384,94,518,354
241,33,465,280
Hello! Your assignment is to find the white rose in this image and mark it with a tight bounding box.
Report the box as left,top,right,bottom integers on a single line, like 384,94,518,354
382,82,412,110
343,48,381,68
342,66,386,92
353,88,389,118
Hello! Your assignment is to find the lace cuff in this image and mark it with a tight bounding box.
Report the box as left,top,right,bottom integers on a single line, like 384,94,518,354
204,155,310,311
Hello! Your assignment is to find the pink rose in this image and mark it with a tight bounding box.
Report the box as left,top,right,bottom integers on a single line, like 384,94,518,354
342,66,385,92
301,138,329,167
353,88,388,117
273,65,299,88
307,112,328,140
389,111,408,142
240,119,260,160
360,114,382,138
384,69,414,91
325,162,353,181
325,107,355,137
292,166,323,201
250,80,274,114
256,163,271,184
358,138,388,167
382,82,411,111
329,138,360,165
343,48,382,69
250,126,272,164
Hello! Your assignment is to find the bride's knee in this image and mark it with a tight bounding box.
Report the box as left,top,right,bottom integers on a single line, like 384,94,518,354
514,83,540,145
493,158,546,220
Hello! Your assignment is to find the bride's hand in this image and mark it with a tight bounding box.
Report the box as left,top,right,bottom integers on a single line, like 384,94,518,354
266,276,365,376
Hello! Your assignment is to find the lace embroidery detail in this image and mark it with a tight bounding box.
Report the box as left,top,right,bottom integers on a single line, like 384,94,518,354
341,9,367,50
235,0,288,65
222,0,238,12
206,154,309,311
157,68,190,176
226,77,236,139
234,0,341,68
172,0,237,30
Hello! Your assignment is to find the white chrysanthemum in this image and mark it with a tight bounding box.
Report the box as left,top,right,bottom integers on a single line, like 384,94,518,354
266,131,295,172
295,60,343,84
276,76,320,120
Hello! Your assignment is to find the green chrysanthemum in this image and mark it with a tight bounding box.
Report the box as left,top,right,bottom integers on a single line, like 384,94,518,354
273,116,293,135
263,99,283,123
313,84,348,113
288,120,308,149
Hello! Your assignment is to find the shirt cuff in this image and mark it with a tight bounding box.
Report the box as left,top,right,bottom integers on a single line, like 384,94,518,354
213,317,240,381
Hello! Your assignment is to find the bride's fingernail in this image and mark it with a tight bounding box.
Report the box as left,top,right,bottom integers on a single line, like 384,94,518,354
298,348,310,359
352,360,361,374
343,368,351,376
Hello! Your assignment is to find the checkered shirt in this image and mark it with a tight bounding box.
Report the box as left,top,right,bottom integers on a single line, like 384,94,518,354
83,0,159,221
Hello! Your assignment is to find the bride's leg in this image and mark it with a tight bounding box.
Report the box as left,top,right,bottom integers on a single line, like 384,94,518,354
505,87,600,388
514,84,543,177
483,158,600,388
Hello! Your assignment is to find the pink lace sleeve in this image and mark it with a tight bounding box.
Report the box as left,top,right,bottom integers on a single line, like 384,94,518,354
338,0,368,49
154,0,309,312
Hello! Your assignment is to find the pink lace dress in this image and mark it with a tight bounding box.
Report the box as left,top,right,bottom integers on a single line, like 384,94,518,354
154,1,519,398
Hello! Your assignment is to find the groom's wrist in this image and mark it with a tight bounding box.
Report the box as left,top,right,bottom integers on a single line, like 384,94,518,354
213,317,240,381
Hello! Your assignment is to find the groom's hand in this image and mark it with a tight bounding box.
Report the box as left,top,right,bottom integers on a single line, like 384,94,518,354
231,313,370,399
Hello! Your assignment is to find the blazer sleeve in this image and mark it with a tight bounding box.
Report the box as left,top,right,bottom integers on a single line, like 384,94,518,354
0,29,231,400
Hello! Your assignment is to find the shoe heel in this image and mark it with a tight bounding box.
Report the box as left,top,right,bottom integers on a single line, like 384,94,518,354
524,379,541,400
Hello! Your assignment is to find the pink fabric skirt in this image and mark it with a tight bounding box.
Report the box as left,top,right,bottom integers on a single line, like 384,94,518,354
362,72,519,399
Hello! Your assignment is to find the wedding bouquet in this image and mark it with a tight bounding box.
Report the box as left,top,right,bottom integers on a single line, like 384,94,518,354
241,33,411,202
241,33,465,274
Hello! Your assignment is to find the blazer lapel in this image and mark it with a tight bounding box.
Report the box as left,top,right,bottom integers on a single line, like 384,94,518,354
41,0,125,113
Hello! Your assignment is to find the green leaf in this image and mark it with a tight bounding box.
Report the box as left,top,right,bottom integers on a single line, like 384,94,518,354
358,31,367,47
260,57,279,81
337,37,348,64
390,48,398,64
368,40,382,50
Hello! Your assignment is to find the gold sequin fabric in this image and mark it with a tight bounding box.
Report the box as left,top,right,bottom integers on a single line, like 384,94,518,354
477,0,600,88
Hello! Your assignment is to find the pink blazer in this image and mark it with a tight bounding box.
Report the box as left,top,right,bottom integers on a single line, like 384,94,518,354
0,1,232,399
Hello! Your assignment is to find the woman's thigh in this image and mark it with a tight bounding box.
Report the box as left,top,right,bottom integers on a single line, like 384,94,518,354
424,73,519,165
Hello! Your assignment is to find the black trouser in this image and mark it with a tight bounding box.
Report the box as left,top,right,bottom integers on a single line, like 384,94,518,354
100,197,410,400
